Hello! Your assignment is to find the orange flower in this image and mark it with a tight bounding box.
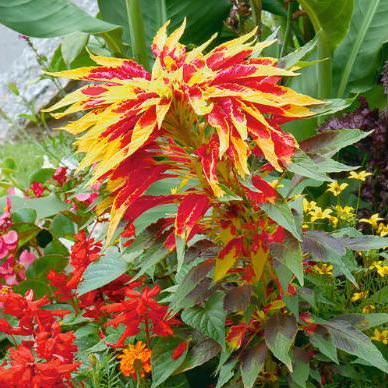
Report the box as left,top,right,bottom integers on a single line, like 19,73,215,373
118,341,152,380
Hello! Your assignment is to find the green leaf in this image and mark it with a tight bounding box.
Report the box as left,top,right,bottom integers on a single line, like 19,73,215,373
291,348,310,388
181,291,226,350
216,359,237,388
341,235,388,251
271,234,304,286
310,329,338,363
288,151,332,182
133,244,170,281
262,0,287,16
298,0,354,50
334,0,388,96
50,214,75,238
300,129,371,158
325,319,388,373
151,336,188,388
133,203,177,236
11,208,37,224
280,36,319,69
14,279,50,298
0,0,118,37
0,194,67,219
61,32,89,67
240,343,267,388
77,247,129,295
13,223,40,246
29,168,55,184
264,314,298,371
369,286,388,304
26,254,67,280
334,313,388,330
176,339,220,373
260,202,302,241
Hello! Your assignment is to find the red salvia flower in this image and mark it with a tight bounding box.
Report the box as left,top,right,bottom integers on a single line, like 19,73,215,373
101,284,179,347
30,182,45,198
66,230,102,289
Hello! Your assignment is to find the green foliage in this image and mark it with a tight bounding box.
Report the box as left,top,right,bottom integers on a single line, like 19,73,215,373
0,0,118,37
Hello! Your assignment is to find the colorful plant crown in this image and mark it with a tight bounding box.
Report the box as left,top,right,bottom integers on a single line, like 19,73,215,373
46,20,321,280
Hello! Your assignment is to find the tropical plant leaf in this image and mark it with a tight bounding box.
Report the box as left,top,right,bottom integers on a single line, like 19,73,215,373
181,291,226,349
260,202,302,241
0,0,118,37
264,314,298,371
334,0,388,96
240,343,267,388
300,129,371,158
151,336,188,388
271,234,304,285
325,319,388,373
77,247,130,295
298,0,353,50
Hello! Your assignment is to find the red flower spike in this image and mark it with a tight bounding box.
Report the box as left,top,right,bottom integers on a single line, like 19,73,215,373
101,285,179,348
171,341,188,360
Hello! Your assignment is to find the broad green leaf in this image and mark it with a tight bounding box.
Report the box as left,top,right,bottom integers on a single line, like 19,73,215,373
369,286,388,304
98,0,230,56
264,314,298,371
280,36,319,69
181,291,226,349
159,375,190,388
271,234,304,285
333,313,388,330
133,244,170,281
288,151,332,182
341,235,388,251
310,330,338,363
216,359,237,388
61,32,89,67
11,208,37,224
291,348,310,388
133,203,177,236
77,247,129,295
175,339,221,373
300,129,371,158
260,202,302,241
315,157,358,173
240,343,267,388
14,279,50,298
0,194,67,219
151,337,188,388
325,319,388,373
224,285,252,313
29,168,55,184
26,254,67,279
0,0,118,37
334,0,388,96
50,214,76,238
13,223,40,246
298,0,354,50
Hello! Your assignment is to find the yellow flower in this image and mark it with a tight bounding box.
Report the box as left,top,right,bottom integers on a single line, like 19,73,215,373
334,205,355,222
329,215,339,228
313,263,333,275
369,261,383,270
359,213,384,229
118,341,152,379
348,170,372,182
377,223,388,237
362,304,376,314
309,207,333,222
303,199,317,213
371,329,388,345
351,291,369,302
376,264,388,278
327,181,348,196
269,179,284,189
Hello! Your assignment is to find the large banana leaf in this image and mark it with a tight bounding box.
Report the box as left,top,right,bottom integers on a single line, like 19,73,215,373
298,0,354,50
0,0,118,37
98,0,231,51
333,0,388,96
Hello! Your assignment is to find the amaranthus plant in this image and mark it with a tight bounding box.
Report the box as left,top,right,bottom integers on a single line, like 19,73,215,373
42,20,388,386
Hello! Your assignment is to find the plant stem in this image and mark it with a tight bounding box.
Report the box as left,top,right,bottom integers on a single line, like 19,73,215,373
249,0,262,36
125,0,149,70
280,1,293,57
317,35,332,99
